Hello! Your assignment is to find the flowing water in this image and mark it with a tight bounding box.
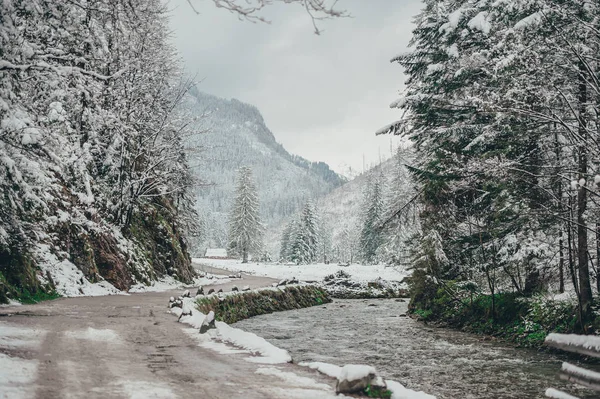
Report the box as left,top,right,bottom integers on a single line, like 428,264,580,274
233,298,599,399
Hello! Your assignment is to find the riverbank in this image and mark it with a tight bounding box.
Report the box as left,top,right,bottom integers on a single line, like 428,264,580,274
409,285,598,349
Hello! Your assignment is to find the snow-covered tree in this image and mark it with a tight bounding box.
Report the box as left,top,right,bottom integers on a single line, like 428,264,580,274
381,0,600,325
279,219,296,262
0,0,198,300
228,167,263,263
337,224,360,265
359,173,385,264
285,200,320,264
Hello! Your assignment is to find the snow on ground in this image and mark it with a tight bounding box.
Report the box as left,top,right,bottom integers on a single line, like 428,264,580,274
28,243,234,299
545,388,580,399
300,362,436,399
299,362,342,379
118,380,177,399
64,327,121,343
216,322,292,364
338,364,377,381
0,299,22,307
193,258,409,282
35,244,123,297
255,367,331,390
0,353,38,399
0,323,46,399
545,333,600,352
129,274,231,293
387,380,437,399
173,297,292,364
171,291,436,398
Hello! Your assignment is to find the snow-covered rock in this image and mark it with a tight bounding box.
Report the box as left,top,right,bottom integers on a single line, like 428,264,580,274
335,364,385,394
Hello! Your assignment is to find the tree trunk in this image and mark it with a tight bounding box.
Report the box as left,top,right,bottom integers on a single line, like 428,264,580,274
554,127,565,293
559,231,565,293
597,222,600,294
577,60,593,327
242,246,248,264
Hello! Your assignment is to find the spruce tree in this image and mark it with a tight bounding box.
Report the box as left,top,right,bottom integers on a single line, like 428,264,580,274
359,173,385,264
287,201,320,264
228,167,263,263
279,220,295,261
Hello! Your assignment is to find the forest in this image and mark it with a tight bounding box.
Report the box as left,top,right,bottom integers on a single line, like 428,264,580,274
377,0,600,336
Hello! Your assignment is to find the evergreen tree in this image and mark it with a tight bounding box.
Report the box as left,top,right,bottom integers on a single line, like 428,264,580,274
382,0,600,325
228,167,263,263
287,200,320,264
359,173,385,264
279,220,295,261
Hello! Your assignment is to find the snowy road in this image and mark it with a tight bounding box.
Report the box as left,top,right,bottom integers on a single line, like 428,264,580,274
0,268,339,399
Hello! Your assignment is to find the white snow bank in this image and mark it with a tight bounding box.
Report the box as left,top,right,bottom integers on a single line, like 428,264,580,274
545,333,600,352
545,388,579,399
193,258,408,283
561,361,600,381
387,380,437,399
299,362,343,379
256,367,331,390
215,321,292,364
339,364,377,381
175,298,292,364
182,328,250,355
64,327,121,343
300,362,436,399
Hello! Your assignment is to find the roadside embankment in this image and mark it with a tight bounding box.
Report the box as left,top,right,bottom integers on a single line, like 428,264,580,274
195,285,331,324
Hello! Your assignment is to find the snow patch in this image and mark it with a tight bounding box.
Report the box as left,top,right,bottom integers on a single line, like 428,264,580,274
0,299,22,308
467,12,491,34
0,353,38,399
255,367,331,390
216,321,292,364
339,364,377,382
545,333,600,352
64,327,121,343
194,259,408,283
387,380,437,399
175,298,291,364
300,362,435,398
0,324,46,399
514,12,543,30
35,244,123,297
118,381,177,399
299,362,343,379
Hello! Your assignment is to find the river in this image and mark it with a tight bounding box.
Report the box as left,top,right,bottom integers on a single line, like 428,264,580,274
233,298,598,398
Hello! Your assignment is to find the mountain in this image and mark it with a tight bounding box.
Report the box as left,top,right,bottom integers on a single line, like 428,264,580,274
185,88,345,256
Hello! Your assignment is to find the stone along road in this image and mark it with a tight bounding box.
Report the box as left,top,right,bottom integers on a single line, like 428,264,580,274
0,265,337,399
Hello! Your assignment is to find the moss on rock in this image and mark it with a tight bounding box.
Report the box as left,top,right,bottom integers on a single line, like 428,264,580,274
0,250,53,304
196,286,331,324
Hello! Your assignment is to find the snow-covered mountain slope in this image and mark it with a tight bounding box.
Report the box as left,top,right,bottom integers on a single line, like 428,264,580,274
317,159,395,238
264,158,396,257
185,89,345,254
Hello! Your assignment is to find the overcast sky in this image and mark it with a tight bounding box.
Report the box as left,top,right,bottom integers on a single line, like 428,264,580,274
169,0,423,174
